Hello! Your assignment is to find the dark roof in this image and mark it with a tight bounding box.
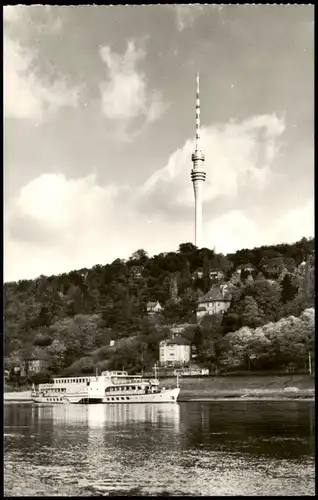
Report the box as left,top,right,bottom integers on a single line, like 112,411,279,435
237,262,255,270
165,337,190,346
199,285,233,303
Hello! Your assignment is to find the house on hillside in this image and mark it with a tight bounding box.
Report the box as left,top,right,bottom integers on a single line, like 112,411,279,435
196,284,233,320
146,301,163,315
159,335,191,366
209,269,224,280
192,270,204,280
129,265,144,280
260,256,292,276
21,357,49,376
236,263,256,274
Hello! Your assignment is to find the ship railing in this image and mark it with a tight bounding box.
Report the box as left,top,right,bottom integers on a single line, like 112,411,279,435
111,378,148,385
38,383,55,389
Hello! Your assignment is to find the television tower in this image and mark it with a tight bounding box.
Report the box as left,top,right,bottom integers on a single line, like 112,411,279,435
191,72,206,249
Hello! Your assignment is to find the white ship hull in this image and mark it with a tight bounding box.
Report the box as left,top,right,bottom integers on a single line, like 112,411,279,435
32,388,180,405
102,387,180,404
31,395,104,404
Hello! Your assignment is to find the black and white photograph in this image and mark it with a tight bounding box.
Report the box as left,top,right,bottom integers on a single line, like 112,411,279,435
4,4,314,496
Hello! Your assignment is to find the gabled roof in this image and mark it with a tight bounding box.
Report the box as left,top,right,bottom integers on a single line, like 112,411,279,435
147,301,161,307
199,287,224,302
199,284,233,303
237,262,255,270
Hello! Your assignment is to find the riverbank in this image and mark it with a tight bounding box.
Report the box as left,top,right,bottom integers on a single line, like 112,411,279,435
4,374,315,402
4,391,31,401
160,374,315,401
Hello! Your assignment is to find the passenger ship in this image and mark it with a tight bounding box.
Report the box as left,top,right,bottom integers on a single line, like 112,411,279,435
31,370,180,405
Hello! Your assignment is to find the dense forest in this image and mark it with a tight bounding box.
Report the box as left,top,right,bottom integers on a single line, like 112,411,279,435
4,237,315,384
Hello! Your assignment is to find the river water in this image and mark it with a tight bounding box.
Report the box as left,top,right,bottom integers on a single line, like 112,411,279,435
4,401,315,496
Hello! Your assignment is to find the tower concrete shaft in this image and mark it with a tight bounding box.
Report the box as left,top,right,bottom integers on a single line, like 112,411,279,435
191,72,206,249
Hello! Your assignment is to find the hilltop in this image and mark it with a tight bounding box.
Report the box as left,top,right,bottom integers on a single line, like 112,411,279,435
4,237,315,384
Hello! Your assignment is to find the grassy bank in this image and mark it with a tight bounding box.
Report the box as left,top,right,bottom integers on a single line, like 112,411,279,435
4,391,31,401
160,374,315,401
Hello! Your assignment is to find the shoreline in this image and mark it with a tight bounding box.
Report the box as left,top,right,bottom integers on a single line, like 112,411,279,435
5,374,315,403
4,391,315,403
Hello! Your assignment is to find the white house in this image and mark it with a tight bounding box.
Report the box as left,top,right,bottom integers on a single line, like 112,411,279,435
236,263,256,274
196,284,233,320
146,301,163,315
209,269,224,280
159,335,191,366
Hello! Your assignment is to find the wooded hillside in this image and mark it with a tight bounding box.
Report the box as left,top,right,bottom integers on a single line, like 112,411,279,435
4,237,315,382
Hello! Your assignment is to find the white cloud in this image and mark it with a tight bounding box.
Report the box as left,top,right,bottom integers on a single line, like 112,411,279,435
5,183,314,284
204,211,261,254
5,171,187,281
138,114,286,214
3,7,79,121
174,5,204,32
174,5,223,32
99,41,167,139
205,201,314,255
271,199,314,244
4,114,313,282
3,5,24,23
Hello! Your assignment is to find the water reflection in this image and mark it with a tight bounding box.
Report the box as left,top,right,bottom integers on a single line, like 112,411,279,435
178,401,315,459
85,403,181,429
4,401,315,496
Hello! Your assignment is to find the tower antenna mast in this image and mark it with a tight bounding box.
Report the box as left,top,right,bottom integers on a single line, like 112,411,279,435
191,72,206,248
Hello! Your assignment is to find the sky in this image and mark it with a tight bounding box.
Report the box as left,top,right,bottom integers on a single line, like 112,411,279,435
4,4,314,282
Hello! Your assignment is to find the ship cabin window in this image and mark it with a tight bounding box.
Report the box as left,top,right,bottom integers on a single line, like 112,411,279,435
121,397,125,400
126,397,129,401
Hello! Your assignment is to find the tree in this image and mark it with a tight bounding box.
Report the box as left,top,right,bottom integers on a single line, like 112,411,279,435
178,242,197,254
192,326,203,349
169,273,179,302
250,278,282,323
203,253,210,293
281,274,298,303
129,249,149,265
241,296,264,328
